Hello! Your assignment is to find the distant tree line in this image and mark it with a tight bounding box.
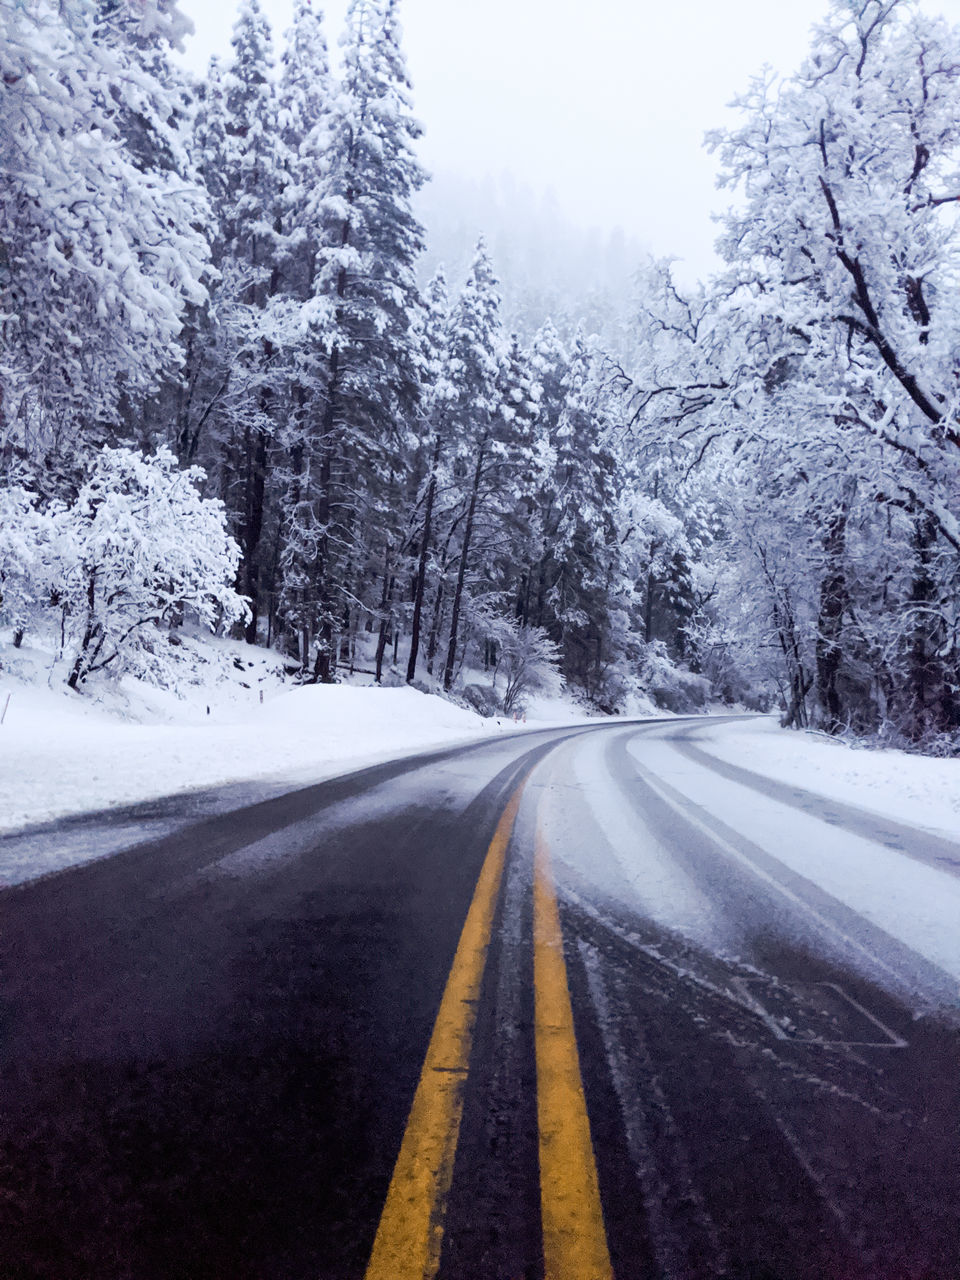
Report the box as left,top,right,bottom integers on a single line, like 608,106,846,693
6,0,958,748
1,0,710,711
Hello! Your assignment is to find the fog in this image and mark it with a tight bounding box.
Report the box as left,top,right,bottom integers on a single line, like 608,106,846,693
179,0,960,290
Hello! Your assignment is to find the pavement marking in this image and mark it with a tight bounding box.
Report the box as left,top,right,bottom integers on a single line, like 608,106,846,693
363,776,528,1280
534,819,615,1280
734,978,908,1048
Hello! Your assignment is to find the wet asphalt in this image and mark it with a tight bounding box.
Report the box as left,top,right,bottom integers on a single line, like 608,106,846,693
0,718,958,1279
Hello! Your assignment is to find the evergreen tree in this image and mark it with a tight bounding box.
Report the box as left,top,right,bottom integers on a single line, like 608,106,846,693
439,239,504,690
1,0,713,717
297,0,426,681
490,334,548,633
545,331,624,696
220,1,290,640
405,267,455,683
273,1,333,665
276,0,332,300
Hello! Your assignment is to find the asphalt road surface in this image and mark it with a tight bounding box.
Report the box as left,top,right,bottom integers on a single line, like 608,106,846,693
1,717,958,1279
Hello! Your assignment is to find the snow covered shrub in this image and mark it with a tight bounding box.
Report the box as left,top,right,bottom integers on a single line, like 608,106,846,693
641,642,711,714
56,448,247,690
461,683,502,718
0,0,209,447
0,484,59,646
490,621,564,715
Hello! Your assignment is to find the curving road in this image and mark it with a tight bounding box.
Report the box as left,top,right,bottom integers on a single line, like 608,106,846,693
1,716,958,1279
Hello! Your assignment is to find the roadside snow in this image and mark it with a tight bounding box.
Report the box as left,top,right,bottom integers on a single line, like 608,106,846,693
0,682,491,836
0,637,597,838
691,717,960,839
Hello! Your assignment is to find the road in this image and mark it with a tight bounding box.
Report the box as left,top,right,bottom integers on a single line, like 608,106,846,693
1,717,958,1279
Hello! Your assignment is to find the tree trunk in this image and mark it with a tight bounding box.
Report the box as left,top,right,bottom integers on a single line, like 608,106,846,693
815,510,847,734
313,370,337,685
242,425,267,644
533,555,548,629
906,513,945,736
644,569,656,645
67,572,98,691
643,533,662,645
426,518,459,677
782,668,814,730
772,589,810,729
406,436,441,683
426,579,444,677
443,442,486,692
375,565,396,684
238,379,270,645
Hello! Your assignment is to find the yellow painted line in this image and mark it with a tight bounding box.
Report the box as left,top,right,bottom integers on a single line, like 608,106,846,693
534,818,614,1280
364,776,528,1280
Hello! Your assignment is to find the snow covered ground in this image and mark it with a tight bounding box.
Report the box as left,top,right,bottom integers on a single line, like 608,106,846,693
0,635,597,841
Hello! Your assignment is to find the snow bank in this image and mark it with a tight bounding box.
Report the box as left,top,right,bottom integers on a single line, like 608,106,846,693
0,687,504,837
0,635,602,837
0,681,499,835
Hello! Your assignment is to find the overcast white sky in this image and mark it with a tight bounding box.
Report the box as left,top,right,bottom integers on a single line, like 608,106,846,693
178,0,960,282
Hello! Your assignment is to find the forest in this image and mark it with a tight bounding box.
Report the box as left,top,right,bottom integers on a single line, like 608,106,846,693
2,0,960,750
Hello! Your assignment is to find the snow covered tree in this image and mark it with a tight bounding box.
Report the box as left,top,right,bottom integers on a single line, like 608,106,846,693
490,333,549,633
537,332,628,697
276,0,332,300
710,0,960,740
405,267,456,683
217,0,291,640
268,4,335,666
490,620,563,715
56,448,246,690
2,0,715,717
0,0,209,464
0,485,58,649
614,2,960,741
295,0,427,681
439,239,504,690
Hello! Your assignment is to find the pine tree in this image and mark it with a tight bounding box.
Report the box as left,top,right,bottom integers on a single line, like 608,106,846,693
405,267,455,683
273,1,333,666
277,0,332,300
544,331,624,696
297,0,426,681
219,0,290,640
494,334,548,632
440,239,504,690
163,55,232,467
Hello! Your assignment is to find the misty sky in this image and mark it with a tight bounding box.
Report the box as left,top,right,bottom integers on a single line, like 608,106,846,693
178,0,960,282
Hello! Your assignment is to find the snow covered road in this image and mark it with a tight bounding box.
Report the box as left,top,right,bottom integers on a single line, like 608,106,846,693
541,718,960,1013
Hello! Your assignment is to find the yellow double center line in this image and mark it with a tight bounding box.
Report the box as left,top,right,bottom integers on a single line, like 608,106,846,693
364,770,613,1280
534,821,614,1280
